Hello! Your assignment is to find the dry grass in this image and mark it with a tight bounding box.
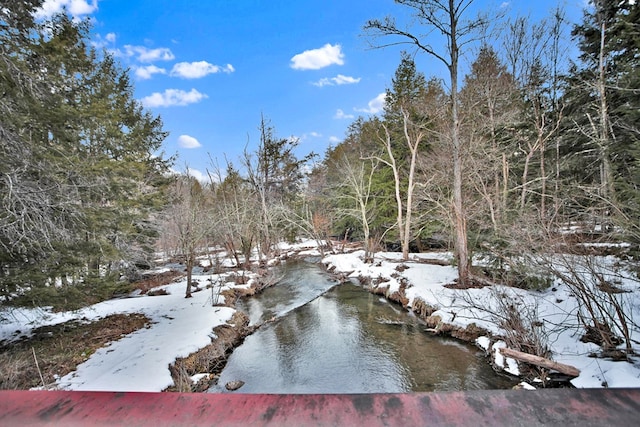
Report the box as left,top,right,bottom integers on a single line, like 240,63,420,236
0,313,150,390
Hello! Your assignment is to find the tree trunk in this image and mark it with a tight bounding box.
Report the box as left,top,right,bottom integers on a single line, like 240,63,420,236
540,139,546,220
449,11,469,286
402,109,421,262
520,150,534,210
502,153,509,214
382,125,406,261
185,252,194,298
597,20,615,204
226,240,241,269
361,200,372,262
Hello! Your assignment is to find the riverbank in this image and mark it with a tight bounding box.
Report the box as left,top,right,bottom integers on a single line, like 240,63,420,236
322,249,640,388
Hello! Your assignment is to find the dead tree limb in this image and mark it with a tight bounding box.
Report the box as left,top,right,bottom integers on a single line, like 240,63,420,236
500,347,581,377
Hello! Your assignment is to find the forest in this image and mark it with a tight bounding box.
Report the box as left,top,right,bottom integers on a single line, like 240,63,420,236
1,0,639,364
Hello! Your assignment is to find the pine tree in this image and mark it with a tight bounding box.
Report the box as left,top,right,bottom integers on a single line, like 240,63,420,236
0,2,83,261
564,0,639,234
243,115,314,257
0,4,172,305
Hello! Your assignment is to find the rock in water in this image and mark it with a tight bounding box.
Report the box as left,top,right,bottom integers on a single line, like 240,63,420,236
225,380,245,391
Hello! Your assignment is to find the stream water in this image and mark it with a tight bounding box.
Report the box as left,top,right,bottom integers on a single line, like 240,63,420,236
209,260,515,393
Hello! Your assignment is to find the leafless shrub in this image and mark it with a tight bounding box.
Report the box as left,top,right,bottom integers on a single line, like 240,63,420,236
493,291,550,359
460,288,551,381
541,254,638,359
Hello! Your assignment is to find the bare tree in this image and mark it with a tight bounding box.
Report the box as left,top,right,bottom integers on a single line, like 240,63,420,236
208,159,258,269
365,0,489,284
242,115,312,260
501,11,567,218
163,173,216,298
333,154,380,262
369,109,427,261
460,45,519,231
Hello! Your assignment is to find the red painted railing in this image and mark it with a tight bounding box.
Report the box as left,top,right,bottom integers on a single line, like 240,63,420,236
1,388,639,426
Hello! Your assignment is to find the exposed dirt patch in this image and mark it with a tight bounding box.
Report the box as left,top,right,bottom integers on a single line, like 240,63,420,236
411,297,437,318
166,311,252,392
133,270,184,293
0,313,150,390
443,279,488,290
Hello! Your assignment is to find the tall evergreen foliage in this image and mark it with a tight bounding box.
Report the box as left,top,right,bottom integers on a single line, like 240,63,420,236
564,0,639,231
0,1,171,304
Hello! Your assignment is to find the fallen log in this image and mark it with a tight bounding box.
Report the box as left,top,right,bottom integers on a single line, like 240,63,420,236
413,257,451,266
499,347,581,378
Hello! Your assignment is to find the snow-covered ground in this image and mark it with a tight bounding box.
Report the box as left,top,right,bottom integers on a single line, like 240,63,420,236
0,270,258,392
1,240,638,391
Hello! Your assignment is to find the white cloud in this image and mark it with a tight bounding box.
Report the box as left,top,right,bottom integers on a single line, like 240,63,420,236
35,0,98,19
141,88,208,108
134,65,166,80
124,45,175,63
91,32,116,49
313,74,360,87
177,134,202,149
329,136,341,144
186,168,208,183
170,61,234,79
290,43,344,70
334,109,355,120
355,93,386,114
296,132,322,142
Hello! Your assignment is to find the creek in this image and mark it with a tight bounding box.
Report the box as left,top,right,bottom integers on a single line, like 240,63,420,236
209,260,514,393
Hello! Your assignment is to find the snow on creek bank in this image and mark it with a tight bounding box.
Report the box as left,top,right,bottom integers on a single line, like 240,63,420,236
323,250,640,388
1,241,639,391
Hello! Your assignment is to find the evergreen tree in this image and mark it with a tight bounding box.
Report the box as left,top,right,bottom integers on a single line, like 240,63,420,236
0,1,82,259
0,3,172,305
243,115,314,256
564,0,639,233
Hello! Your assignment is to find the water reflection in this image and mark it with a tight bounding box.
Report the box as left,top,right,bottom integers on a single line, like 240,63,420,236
209,261,514,393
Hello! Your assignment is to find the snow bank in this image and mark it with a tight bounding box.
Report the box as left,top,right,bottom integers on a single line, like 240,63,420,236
0,271,256,392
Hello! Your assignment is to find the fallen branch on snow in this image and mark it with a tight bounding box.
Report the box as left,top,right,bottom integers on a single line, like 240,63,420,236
500,347,581,378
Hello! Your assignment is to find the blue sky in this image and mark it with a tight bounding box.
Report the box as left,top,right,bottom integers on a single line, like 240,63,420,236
37,0,586,180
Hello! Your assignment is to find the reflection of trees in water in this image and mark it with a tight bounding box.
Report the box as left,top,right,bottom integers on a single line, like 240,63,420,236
339,284,512,391
216,264,513,393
